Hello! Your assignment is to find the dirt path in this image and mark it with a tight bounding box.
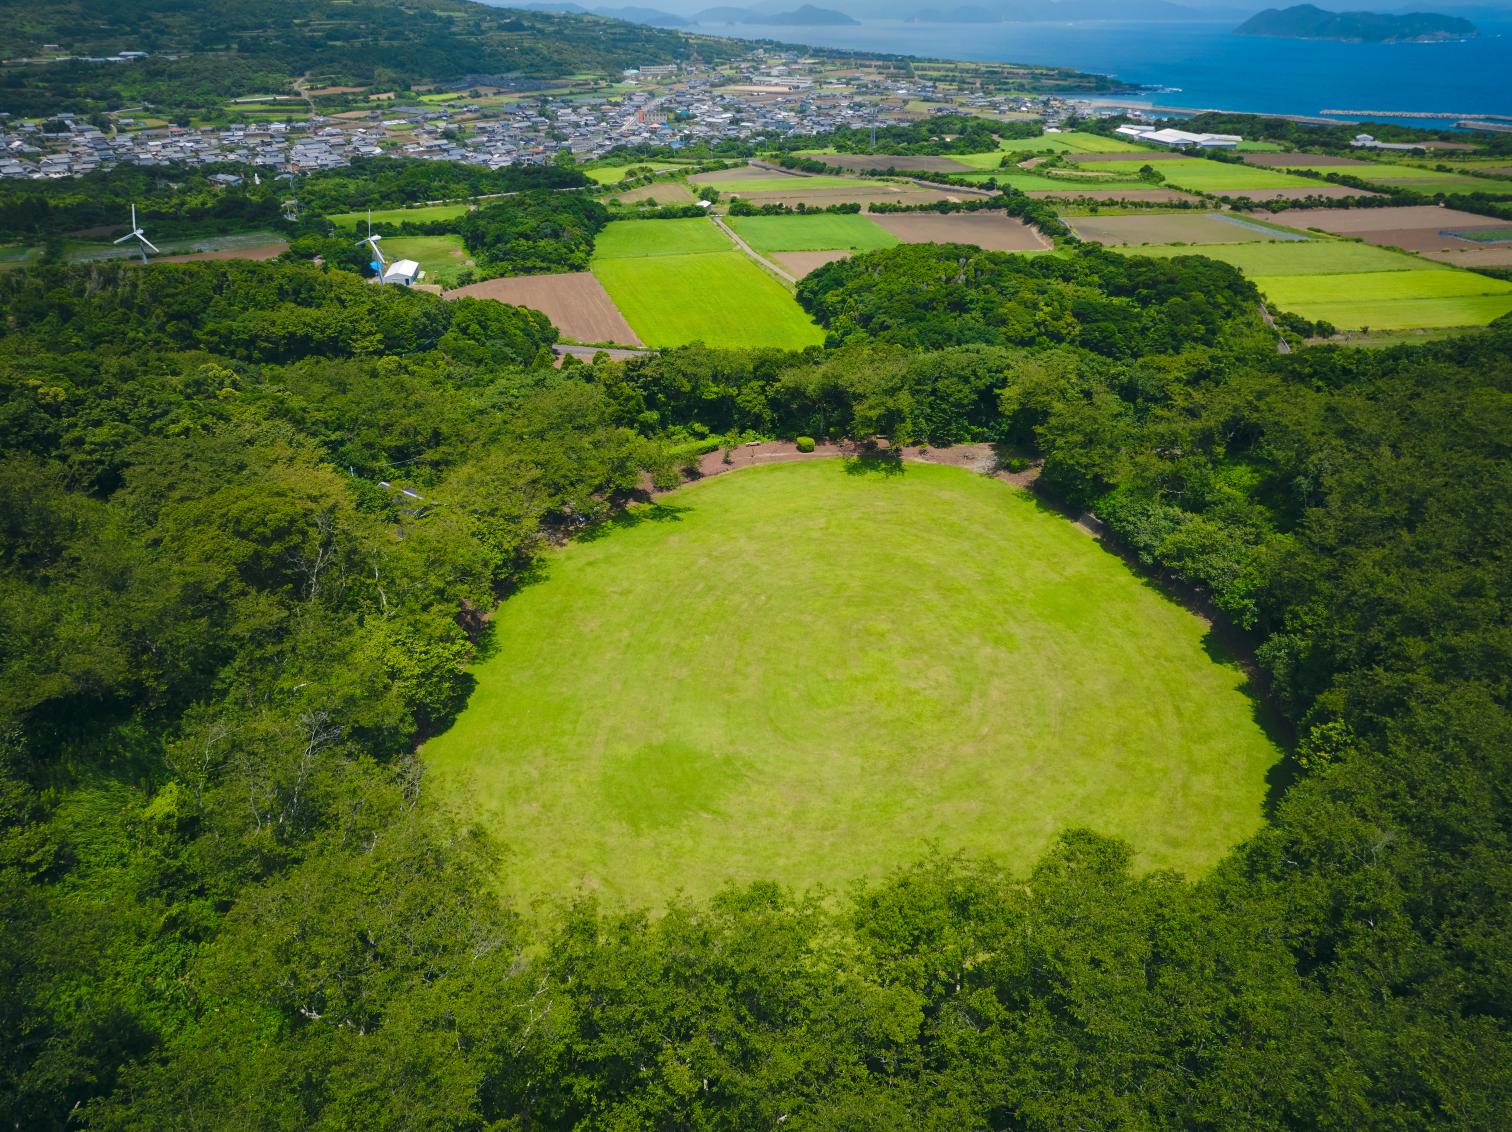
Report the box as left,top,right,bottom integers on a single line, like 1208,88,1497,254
1258,301,1293,354
710,215,798,285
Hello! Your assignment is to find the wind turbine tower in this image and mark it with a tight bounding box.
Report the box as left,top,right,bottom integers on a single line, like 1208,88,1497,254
114,204,160,263
357,210,386,279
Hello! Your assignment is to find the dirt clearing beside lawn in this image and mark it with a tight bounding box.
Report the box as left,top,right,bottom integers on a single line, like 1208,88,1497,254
772,250,852,277
446,272,642,346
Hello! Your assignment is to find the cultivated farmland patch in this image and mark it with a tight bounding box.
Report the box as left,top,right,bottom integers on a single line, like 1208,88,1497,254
798,152,974,174
868,211,1051,251
727,213,898,255
772,250,852,277
592,251,825,350
446,272,642,346
1069,212,1301,246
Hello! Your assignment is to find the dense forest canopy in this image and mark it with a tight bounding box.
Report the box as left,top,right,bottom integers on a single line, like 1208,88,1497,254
1,252,1509,1126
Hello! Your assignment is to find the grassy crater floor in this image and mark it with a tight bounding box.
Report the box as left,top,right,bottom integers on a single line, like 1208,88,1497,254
425,461,1279,909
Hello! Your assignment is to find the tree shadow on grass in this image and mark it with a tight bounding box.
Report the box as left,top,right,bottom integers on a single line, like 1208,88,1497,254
1018,482,1298,815
842,448,906,477
577,501,690,542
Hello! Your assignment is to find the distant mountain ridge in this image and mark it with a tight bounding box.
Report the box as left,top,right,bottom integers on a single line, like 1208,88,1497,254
1235,4,1478,42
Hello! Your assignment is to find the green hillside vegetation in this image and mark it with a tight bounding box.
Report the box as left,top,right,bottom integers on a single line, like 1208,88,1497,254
0,0,741,116
457,190,609,275
2,195,1510,1130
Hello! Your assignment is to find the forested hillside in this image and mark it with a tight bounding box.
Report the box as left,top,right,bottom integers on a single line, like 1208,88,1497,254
0,0,742,114
1,254,1508,1127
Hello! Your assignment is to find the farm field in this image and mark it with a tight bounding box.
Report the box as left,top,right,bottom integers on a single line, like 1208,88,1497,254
610,181,695,205
1069,212,1302,246
328,202,472,229
1121,240,1444,275
593,253,824,349
1285,164,1507,195
727,213,899,255
1253,268,1512,330
1025,187,1203,203
1270,204,1512,253
424,460,1279,909
867,211,1051,251
592,217,732,258
796,152,974,174
1084,159,1321,193
957,170,1147,192
772,250,851,277
377,235,472,287
446,272,641,345
702,175,899,194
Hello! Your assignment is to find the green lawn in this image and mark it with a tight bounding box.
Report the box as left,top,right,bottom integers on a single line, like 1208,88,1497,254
583,162,680,185
593,217,733,258
424,461,1279,909
592,251,825,350
328,202,472,229
727,213,899,254
1087,159,1319,193
377,234,472,286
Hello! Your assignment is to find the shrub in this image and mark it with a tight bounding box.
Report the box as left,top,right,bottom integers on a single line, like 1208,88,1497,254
795,436,816,453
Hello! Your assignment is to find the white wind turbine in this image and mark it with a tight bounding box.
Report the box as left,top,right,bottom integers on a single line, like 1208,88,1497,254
356,209,385,280
114,204,160,263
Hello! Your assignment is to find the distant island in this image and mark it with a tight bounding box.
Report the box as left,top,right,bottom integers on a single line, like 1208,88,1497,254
693,4,859,25
1235,4,1477,43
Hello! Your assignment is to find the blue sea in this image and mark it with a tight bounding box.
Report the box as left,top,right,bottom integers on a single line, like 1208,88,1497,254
719,20,1512,127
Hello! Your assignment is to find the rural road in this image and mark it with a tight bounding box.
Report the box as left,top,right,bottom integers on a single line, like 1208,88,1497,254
553,343,650,362
711,215,799,284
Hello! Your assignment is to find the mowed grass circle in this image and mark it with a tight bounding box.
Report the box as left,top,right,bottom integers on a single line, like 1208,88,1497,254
425,461,1279,909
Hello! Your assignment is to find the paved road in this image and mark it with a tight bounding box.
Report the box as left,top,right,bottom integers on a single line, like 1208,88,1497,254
553,343,650,362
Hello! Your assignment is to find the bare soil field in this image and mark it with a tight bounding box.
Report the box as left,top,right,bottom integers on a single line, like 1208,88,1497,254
1270,205,1496,233
691,164,803,184
1418,246,1512,267
446,272,642,346
747,188,962,209
1227,186,1378,202
158,243,288,262
612,182,694,205
1023,188,1202,204
1068,213,1290,246
1242,152,1371,168
868,211,1050,251
1350,228,1511,254
772,250,852,277
803,153,973,173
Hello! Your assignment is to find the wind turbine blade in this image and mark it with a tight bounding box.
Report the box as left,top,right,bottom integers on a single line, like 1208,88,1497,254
139,236,160,254
114,232,136,244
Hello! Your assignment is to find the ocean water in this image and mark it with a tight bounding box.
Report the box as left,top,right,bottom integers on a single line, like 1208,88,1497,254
721,20,1512,126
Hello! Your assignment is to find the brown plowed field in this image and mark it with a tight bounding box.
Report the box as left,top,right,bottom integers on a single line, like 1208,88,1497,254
1242,152,1371,167
772,250,852,277
158,243,288,262
801,153,973,173
446,273,642,346
1023,188,1202,203
748,188,961,209
1418,245,1512,267
1269,204,1498,233
691,164,802,184
1069,213,1290,246
868,211,1050,251
612,182,694,205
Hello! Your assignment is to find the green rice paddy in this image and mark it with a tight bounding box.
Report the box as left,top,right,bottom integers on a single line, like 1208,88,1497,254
727,213,899,254
424,460,1279,909
1085,159,1320,193
1120,240,1444,275
590,218,825,349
